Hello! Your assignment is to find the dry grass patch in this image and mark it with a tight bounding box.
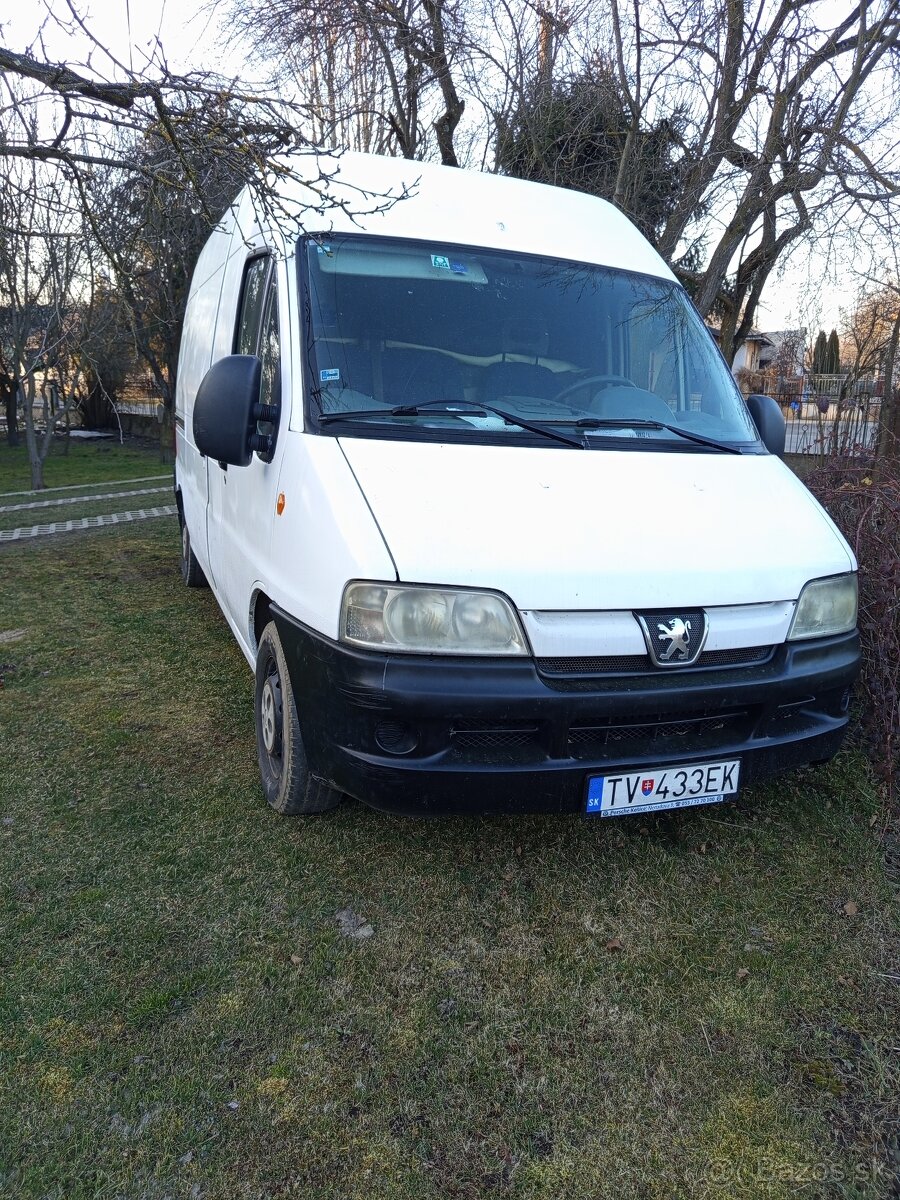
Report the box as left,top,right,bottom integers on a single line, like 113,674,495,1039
0,524,896,1199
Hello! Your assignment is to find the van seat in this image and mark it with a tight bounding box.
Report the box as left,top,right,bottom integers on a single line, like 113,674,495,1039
382,349,463,406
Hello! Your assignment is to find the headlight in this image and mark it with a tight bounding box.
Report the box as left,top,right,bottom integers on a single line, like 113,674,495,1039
341,582,529,655
788,573,858,640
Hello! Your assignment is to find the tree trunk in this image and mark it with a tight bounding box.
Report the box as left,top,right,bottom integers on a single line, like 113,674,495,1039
718,307,739,371
422,0,464,167
537,9,554,89
24,429,45,490
3,381,18,447
20,379,47,490
159,403,175,465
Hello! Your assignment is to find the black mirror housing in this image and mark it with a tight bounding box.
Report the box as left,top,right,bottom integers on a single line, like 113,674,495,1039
193,355,261,467
745,393,786,457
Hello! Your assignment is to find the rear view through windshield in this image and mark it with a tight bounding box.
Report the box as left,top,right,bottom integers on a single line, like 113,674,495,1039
302,236,759,449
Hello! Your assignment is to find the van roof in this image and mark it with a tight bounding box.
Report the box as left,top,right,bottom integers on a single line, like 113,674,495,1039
240,151,676,283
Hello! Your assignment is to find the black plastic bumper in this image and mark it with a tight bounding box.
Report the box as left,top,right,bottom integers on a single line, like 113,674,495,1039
272,605,860,815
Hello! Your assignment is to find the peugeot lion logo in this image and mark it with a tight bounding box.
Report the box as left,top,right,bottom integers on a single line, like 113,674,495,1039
657,617,692,662
635,609,707,667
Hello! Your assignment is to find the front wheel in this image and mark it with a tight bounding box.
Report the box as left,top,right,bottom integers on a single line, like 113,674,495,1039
180,520,207,588
254,621,342,815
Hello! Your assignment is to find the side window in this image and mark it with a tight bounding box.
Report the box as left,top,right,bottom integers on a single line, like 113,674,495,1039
235,255,282,462
235,257,271,355
258,284,280,411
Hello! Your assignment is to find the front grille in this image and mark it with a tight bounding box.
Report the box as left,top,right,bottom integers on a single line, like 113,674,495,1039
542,653,651,673
568,709,748,755
451,722,540,751
699,646,774,667
538,645,773,676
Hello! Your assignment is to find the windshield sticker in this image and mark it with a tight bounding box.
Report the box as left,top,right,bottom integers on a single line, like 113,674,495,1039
431,254,451,270
316,244,333,256
319,368,340,383
450,261,468,275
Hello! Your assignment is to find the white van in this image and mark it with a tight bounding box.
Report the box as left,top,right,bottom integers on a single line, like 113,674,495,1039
174,152,859,819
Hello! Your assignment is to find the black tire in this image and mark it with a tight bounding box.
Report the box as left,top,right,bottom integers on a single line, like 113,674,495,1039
180,520,208,588
254,620,342,815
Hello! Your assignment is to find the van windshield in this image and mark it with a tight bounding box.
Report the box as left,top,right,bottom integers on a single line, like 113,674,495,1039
302,236,760,450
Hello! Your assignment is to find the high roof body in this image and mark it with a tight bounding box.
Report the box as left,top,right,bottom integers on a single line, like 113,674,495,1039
241,151,677,283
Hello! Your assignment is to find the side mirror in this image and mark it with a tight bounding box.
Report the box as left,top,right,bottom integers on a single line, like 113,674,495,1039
745,393,786,457
193,355,262,467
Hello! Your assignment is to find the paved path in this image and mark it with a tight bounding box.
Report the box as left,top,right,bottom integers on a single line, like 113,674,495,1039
1,505,177,543
0,485,170,515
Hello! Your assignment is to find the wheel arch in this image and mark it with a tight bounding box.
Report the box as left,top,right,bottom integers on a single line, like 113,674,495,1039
250,589,274,657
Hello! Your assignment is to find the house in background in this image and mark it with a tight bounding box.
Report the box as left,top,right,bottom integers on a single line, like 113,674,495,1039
706,324,807,399
730,330,774,374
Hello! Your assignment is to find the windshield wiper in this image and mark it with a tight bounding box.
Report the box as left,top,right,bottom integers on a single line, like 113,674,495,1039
319,405,485,422
320,400,585,449
574,417,741,454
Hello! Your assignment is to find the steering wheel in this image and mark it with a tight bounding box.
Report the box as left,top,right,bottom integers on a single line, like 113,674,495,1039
553,374,637,404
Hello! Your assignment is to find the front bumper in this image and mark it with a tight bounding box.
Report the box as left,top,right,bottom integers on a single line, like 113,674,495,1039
272,606,860,815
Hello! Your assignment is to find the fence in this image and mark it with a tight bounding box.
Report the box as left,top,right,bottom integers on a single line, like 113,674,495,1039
736,373,888,457
116,376,163,417
777,396,882,457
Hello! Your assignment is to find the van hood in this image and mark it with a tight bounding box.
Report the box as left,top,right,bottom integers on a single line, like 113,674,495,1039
338,439,854,609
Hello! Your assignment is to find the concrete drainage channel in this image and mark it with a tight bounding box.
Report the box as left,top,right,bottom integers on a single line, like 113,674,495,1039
0,476,175,543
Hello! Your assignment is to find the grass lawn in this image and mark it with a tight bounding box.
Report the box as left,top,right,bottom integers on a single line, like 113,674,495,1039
0,522,897,1199
0,436,167,494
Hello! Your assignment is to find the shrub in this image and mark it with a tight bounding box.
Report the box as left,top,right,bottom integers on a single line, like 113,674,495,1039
805,455,900,804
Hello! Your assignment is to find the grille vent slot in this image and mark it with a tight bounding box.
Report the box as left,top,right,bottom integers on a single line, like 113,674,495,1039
451,722,540,751
568,709,747,753
538,645,773,676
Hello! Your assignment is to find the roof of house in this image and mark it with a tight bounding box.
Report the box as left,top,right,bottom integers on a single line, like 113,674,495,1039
705,324,773,347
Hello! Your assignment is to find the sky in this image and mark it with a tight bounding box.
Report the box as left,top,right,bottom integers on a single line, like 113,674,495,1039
4,0,866,340
5,0,223,77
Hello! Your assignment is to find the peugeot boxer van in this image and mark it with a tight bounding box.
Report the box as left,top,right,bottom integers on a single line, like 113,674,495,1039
174,152,859,819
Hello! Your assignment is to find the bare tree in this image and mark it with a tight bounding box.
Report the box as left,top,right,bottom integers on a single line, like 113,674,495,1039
224,0,468,164
4,0,899,413
0,11,412,463
837,203,900,460
842,291,895,378
604,0,900,362
0,7,405,226
74,124,248,460
0,157,92,487
76,279,134,432
842,282,900,451
494,59,690,251
468,0,900,361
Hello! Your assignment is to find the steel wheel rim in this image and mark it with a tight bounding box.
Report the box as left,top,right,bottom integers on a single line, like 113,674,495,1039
260,657,283,765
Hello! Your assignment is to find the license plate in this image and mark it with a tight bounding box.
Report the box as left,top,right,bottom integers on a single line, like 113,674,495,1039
585,759,740,818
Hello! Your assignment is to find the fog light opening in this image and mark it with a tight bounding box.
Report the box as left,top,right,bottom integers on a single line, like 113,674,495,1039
374,721,419,755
